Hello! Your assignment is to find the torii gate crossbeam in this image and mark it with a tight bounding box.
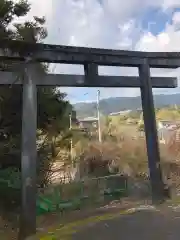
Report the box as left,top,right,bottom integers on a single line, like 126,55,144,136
0,39,179,239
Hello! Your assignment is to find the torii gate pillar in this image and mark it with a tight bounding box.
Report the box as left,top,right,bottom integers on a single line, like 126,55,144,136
139,61,164,203
19,64,37,239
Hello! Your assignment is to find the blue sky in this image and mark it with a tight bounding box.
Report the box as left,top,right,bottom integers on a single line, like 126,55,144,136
141,7,170,34
21,0,180,103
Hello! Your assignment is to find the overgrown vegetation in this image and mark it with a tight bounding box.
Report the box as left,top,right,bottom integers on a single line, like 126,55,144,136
72,107,180,185
0,0,75,217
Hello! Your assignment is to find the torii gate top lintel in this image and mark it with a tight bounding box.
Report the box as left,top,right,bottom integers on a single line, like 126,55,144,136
0,39,180,68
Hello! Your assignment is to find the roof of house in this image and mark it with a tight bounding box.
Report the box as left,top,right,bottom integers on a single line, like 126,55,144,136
159,126,180,143
158,120,180,128
109,110,132,116
78,117,98,122
159,120,180,124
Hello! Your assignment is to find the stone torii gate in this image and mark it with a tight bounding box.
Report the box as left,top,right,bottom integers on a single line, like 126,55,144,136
0,39,179,239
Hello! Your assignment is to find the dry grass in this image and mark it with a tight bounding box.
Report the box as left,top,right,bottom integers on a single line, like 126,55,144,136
72,132,180,183
74,138,148,178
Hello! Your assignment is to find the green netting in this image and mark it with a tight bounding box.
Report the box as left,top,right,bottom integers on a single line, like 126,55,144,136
36,175,127,215
0,168,127,215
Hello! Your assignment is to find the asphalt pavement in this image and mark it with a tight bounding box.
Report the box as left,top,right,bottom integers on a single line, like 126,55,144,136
72,209,180,240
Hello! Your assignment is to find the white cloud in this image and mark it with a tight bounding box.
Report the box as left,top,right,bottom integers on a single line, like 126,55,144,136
172,11,180,24
13,0,180,101
161,0,180,10
136,22,180,52
13,0,53,26
135,11,180,63
47,0,143,99
27,0,53,19
135,10,180,95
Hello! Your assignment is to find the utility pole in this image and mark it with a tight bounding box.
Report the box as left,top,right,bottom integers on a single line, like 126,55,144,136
69,113,73,162
97,90,102,142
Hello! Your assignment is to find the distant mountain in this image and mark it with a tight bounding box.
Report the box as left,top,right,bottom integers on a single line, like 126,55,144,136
74,93,180,118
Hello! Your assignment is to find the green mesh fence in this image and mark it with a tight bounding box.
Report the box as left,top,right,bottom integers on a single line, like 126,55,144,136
0,168,128,215
36,174,128,215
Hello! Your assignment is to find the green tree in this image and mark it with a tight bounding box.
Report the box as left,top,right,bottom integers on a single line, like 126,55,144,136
0,2,77,217
0,0,74,179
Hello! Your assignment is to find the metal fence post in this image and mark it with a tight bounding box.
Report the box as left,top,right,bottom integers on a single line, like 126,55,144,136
19,63,37,239
139,60,164,203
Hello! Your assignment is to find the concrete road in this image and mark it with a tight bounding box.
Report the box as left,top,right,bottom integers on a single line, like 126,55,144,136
72,210,180,240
